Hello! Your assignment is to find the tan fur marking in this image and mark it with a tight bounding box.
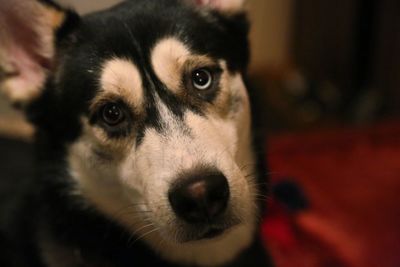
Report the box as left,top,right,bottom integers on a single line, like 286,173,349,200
41,5,66,30
151,38,190,93
210,63,231,117
97,58,144,113
81,117,133,159
203,61,245,119
151,37,220,98
182,56,219,73
151,39,240,120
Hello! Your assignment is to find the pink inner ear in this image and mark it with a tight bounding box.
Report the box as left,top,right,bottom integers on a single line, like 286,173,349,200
195,0,219,7
4,5,52,68
193,0,244,11
194,0,206,5
0,0,54,104
9,45,46,94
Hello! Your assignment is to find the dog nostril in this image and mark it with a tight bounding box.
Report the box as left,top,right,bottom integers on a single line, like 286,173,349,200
168,171,230,223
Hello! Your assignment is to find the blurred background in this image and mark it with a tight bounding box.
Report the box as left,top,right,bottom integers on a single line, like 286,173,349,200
0,1,399,267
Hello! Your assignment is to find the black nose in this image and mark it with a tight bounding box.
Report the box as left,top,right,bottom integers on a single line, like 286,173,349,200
168,171,230,223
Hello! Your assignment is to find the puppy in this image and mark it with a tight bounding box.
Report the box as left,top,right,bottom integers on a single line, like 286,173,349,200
0,0,271,266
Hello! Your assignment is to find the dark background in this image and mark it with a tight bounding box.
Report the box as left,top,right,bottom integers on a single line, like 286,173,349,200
252,0,399,132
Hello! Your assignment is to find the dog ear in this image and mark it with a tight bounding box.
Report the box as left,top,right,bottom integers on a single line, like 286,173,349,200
0,0,79,107
191,0,246,12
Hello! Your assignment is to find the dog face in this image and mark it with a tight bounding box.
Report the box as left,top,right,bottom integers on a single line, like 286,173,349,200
0,0,261,266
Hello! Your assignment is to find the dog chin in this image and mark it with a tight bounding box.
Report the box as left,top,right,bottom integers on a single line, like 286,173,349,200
170,218,242,243
148,222,255,267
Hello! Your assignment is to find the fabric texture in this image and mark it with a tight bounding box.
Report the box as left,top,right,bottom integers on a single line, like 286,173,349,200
263,122,400,267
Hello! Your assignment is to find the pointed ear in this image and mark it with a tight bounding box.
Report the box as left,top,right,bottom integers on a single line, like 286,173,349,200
0,0,79,107
191,0,246,12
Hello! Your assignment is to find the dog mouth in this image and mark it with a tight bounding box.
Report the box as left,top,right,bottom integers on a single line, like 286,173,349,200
199,227,227,239
179,226,230,242
174,218,241,243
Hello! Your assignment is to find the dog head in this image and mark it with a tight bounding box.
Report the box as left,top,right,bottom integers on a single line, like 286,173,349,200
0,0,263,266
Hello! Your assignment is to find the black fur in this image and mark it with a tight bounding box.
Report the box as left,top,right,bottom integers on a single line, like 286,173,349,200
0,0,271,266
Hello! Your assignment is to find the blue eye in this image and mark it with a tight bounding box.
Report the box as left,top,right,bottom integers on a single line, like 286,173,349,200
192,69,212,90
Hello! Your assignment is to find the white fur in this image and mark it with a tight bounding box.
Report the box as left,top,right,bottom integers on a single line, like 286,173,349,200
68,53,257,266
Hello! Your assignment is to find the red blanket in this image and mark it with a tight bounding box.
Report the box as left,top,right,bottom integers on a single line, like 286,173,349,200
263,122,400,267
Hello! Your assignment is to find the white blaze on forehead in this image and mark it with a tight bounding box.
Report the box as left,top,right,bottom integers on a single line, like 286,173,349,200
151,38,190,93
100,58,143,108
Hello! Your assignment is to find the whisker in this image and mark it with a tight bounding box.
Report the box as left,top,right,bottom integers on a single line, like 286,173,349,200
130,223,154,238
130,228,160,245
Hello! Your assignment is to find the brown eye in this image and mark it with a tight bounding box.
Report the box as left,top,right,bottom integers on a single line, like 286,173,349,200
192,68,212,90
101,103,125,126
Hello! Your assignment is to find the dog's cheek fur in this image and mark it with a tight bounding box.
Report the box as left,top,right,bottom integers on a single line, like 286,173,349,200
118,119,256,266
65,66,258,266
118,76,256,266
66,118,145,227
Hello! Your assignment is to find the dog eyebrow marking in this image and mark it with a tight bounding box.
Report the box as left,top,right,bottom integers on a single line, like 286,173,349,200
98,58,143,112
151,37,190,94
